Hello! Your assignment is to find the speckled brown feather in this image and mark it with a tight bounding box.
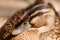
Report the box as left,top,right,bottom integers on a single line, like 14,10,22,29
0,10,28,40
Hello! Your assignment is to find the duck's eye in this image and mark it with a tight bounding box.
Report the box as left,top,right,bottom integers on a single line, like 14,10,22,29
12,21,31,35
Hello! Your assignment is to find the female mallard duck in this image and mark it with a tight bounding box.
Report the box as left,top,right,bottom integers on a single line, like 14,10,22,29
11,4,60,40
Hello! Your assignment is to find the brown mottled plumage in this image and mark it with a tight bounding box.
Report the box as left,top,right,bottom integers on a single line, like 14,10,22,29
0,10,28,40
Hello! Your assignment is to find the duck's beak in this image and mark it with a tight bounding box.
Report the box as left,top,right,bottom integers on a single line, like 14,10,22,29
12,21,31,35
